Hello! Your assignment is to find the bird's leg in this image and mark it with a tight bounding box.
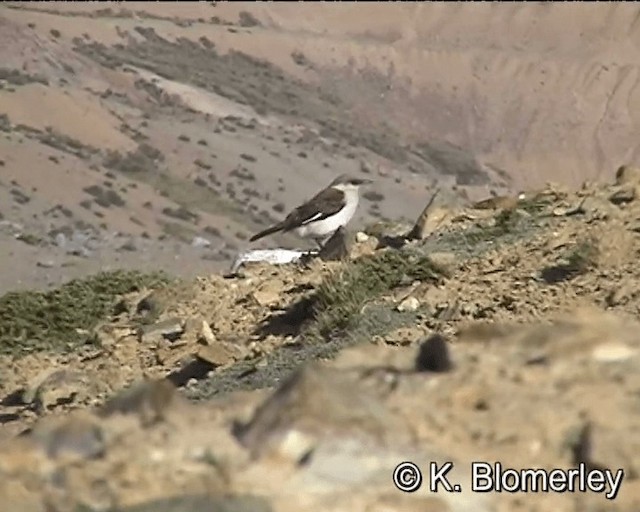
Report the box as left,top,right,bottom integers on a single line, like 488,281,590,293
313,237,326,250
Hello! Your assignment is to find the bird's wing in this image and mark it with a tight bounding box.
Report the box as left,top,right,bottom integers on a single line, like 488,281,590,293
281,187,346,231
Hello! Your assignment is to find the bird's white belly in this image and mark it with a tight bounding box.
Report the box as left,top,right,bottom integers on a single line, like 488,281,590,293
294,197,358,238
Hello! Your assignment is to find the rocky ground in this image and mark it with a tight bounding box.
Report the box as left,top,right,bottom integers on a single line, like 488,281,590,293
2,165,640,511
3,3,640,512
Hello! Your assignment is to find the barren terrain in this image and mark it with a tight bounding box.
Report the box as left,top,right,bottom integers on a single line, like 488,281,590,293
2,3,640,512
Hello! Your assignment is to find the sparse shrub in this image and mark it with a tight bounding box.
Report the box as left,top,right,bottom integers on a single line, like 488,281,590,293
16,233,42,246
204,225,221,237
0,68,49,86
363,190,384,202
83,184,126,208
493,208,520,234
39,129,91,156
103,143,164,174
242,187,260,198
230,166,256,181
162,206,199,224
240,153,256,162
308,249,443,339
194,159,212,170
291,51,309,67
10,189,31,205
238,11,261,27
0,270,170,354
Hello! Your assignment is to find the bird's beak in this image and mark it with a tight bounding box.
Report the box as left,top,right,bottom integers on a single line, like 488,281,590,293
358,178,373,185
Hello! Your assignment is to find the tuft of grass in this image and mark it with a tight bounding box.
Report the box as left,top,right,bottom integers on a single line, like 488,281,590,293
308,249,443,340
103,143,164,174
0,270,171,355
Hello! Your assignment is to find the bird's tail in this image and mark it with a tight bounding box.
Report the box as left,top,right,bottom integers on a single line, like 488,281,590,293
249,223,284,242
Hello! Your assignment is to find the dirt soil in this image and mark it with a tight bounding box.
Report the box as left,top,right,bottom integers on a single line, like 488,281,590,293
2,3,640,512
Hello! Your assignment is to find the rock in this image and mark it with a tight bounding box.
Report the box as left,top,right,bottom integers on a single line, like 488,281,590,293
234,363,412,460
609,185,636,205
99,378,181,426
167,356,218,387
426,251,458,277
472,195,518,210
359,159,373,174
196,344,233,367
364,221,410,239
191,236,211,248
0,479,45,512
317,227,351,261
579,196,617,221
118,239,138,252
332,342,415,373
605,283,634,307
545,230,573,252
415,334,454,373
23,369,89,413
198,320,216,345
138,318,184,343
591,343,636,363
54,232,67,248
397,296,420,312
30,413,105,460
251,286,282,308
615,164,640,186
118,494,273,512
408,203,454,240
355,231,369,243
182,316,210,344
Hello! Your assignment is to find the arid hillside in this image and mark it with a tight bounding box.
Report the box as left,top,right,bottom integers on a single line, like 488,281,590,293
1,4,640,512
1,2,639,293
2,165,640,511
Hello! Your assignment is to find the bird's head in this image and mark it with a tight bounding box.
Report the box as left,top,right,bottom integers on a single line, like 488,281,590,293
330,174,373,192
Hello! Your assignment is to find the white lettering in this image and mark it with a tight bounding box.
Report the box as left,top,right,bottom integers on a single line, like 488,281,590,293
430,462,455,492
471,462,493,492
467,462,624,499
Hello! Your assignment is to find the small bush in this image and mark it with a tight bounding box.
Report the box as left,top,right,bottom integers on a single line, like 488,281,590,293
0,270,170,354
308,249,443,339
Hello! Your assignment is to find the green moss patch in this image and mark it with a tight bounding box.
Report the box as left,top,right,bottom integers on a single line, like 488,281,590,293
309,249,443,340
0,270,170,355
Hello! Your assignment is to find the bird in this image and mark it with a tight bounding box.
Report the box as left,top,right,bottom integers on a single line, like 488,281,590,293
249,173,372,247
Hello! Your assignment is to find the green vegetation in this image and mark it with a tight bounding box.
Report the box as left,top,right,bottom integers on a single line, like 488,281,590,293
459,207,528,247
308,249,443,340
103,143,164,174
0,270,170,355
0,67,49,86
